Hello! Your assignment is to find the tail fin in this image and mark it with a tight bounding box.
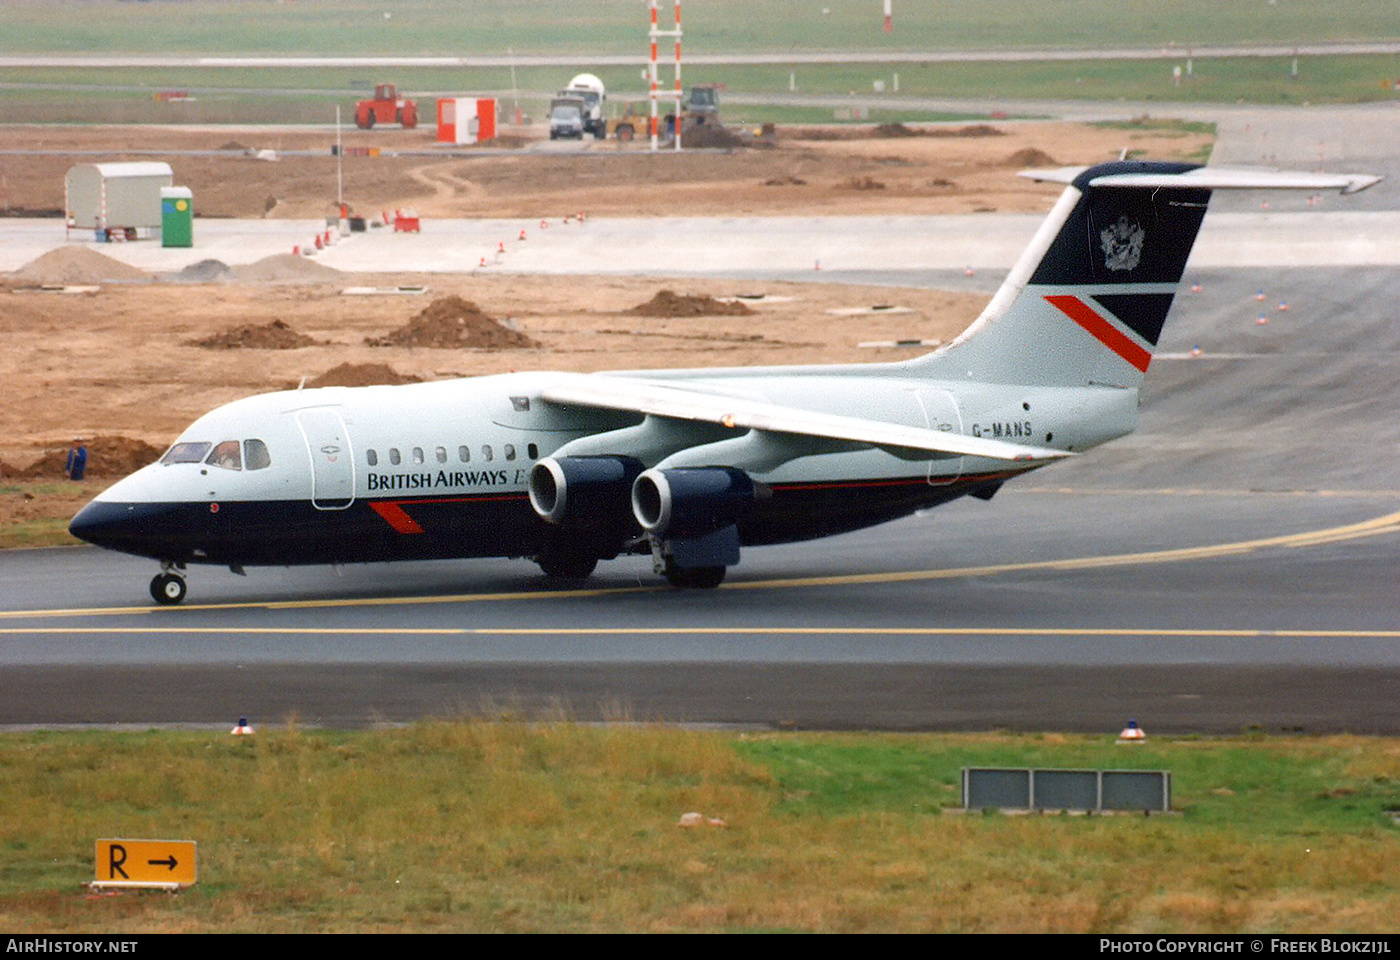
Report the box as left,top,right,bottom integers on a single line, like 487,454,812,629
915,161,1380,388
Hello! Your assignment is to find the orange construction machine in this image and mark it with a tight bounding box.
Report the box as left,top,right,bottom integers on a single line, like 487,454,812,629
355,84,418,129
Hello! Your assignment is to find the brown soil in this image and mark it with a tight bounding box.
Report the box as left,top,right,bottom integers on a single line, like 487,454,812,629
628,290,755,318
4,436,164,480
365,296,540,349
192,319,321,349
0,120,1209,220
0,119,1213,540
299,362,423,388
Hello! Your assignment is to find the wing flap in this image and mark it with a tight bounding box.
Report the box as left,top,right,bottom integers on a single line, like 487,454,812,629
540,374,1072,463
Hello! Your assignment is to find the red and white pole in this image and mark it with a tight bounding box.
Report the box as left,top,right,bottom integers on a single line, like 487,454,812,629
883,0,893,33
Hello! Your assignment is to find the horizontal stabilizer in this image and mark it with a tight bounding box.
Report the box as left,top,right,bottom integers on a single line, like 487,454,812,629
1020,166,1382,194
541,374,1072,463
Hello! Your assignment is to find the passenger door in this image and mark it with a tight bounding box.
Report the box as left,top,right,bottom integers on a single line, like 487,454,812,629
296,408,355,509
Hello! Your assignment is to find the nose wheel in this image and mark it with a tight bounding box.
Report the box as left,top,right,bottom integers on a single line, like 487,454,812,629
150,570,187,605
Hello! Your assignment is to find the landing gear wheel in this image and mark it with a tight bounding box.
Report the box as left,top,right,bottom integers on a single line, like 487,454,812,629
662,560,726,589
150,573,187,605
536,547,599,581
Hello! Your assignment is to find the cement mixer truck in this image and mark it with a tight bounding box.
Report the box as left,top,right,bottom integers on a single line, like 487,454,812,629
549,73,606,140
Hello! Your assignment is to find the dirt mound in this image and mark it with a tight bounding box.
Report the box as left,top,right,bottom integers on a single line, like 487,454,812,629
840,176,886,191
164,258,235,284
19,436,163,479
191,319,321,349
938,124,1004,138
869,123,1006,140
10,246,150,285
299,362,423,388
1006,147,1058,167
629,290,756,318
366,296,539,349
685,124,748,149
871,123,922,138
233,253,343,284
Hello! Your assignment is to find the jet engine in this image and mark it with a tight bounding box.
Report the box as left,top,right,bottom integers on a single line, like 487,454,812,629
630,466,762,539
528,455,644,527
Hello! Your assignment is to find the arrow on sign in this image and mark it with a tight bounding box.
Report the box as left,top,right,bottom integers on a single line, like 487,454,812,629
148,856,179,871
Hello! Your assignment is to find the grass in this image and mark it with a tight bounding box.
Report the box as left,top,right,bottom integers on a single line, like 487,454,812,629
0,1,1396,56
1,53,1394,127
1,724,1397,932
0,481,87,549
0,2,1397,124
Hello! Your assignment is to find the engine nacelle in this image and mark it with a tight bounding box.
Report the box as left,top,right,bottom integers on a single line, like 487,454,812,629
528,455,643,526
631,466,761,539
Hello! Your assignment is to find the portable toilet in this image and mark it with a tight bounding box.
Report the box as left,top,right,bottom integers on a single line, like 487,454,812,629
160,186,193,248
65,162,173,240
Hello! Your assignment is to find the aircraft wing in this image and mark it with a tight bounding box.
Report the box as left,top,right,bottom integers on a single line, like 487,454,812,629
540,373,1072,463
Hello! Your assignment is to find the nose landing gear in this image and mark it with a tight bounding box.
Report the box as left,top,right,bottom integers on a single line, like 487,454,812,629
150,562,187,605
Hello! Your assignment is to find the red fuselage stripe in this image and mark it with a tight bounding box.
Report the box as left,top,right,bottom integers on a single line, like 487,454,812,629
368,500,425,534
1044,294,1152,373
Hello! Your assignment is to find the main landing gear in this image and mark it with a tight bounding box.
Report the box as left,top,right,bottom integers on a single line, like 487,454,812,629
534,542,600,581
661,558,726,589
150,561,187,605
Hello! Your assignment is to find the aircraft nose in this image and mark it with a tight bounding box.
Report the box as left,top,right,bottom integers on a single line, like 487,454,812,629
69,500,186,559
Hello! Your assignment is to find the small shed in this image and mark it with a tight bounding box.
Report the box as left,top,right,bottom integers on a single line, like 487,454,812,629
436,98,497,144
65,162,174,239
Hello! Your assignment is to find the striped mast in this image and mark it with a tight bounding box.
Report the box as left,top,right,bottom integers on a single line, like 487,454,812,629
648,1,684,152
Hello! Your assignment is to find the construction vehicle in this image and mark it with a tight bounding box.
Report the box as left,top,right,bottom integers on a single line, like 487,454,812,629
685,84,720,125
355,84,418,130
549,74,606,140
608,84,722,143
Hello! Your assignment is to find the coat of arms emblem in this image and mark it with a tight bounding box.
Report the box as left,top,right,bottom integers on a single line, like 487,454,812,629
1100,216,1145,272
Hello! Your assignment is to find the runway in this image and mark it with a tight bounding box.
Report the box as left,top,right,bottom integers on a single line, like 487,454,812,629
3,484,1400,732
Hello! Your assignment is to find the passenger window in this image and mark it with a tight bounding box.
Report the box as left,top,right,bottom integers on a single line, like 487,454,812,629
527,443,538,460
504,444,516,461
435,446,447,464
389,448,401,466
412,447,424,465
161,441,210,465
244,439,272,471
367,449,378,467
206,440,242,471
458,445,470,463
482,445,493,462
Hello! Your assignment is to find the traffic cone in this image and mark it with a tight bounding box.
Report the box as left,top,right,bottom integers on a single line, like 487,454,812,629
231,717,254,736
314,235,323,250
498,241,505,253
540,219,548,229
519,229,527,241
1117,719,1146,743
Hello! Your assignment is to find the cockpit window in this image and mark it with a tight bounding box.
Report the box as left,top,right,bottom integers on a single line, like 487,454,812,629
244,439,271,471
206,440,242,471
161,441,211,465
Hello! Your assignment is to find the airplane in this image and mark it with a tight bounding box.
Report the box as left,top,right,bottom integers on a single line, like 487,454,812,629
68,160,1380,605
